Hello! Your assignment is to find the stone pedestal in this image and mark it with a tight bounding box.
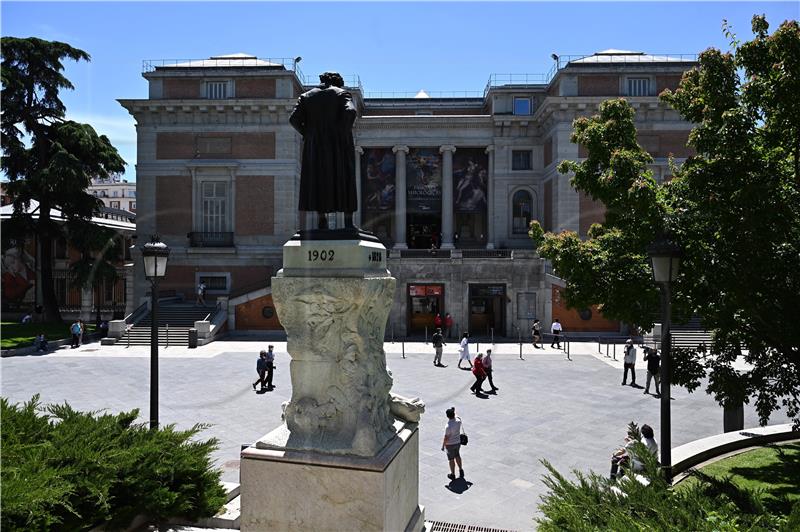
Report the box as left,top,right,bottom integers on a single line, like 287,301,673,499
241,230,423,531
241,422,424,532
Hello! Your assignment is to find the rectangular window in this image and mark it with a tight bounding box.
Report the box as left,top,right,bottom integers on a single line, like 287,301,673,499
201,181,229,233
128,190,136,197
512,150,532,171
627,78,650,97
112,190,118,197
206,81,229,99
513,97,531,116
110,201,120,209
129,201,136,211
197,273,231,294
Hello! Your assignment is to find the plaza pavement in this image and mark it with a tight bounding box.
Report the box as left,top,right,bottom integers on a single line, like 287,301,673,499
1,337,790,531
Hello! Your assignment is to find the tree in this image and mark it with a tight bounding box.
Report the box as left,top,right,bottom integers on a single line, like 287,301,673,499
530,16,800,425
2,37,126,322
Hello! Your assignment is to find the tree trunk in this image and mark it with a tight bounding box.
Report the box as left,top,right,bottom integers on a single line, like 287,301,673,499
37,199,63,323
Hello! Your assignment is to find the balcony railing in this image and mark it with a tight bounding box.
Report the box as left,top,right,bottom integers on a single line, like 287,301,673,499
462,249,512,259
399,249,452,259
187,232,234,248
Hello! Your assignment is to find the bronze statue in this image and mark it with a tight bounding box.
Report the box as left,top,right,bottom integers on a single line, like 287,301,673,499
289,71,357,229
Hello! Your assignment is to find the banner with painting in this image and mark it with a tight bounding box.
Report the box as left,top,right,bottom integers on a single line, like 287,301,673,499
362,148,396,212
453,148,488,213
406,148,442,212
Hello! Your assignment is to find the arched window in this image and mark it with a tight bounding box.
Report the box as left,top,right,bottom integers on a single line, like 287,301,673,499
512,190,533,234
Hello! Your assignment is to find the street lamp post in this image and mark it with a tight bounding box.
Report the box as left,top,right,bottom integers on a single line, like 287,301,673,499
141,235,170,430
647,235,682,483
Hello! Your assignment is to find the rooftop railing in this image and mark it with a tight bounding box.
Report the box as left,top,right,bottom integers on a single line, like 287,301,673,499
143,57,305,83
364,90,485,101
303,74,363,92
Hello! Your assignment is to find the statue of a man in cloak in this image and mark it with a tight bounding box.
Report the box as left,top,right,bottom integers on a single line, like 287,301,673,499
289,71,358,230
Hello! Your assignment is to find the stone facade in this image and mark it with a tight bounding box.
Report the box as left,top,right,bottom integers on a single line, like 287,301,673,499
120,51,697,336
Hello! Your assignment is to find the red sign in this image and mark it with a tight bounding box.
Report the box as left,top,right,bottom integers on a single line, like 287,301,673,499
409,284,443,296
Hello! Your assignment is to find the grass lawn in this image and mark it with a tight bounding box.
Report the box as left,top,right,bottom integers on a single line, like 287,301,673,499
679,442,800,515
1,321,96,350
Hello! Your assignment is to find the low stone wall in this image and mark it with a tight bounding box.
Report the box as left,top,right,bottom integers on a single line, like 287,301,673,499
672,423,799,479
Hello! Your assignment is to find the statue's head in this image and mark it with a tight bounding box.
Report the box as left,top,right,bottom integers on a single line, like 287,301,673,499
320,71,344,88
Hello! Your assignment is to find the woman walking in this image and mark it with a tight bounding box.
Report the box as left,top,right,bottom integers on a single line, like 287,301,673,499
441,407,465,480
458,332,472,369
470,353,487,395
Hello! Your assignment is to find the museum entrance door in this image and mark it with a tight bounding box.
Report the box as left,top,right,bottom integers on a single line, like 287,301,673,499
407,213,441,249
468,284,506,337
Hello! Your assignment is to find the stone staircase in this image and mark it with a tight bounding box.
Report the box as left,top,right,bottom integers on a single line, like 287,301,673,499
165,481,241,530
119,304,215,347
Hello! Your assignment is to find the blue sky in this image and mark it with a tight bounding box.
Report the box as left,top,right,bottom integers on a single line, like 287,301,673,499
3,1,798,182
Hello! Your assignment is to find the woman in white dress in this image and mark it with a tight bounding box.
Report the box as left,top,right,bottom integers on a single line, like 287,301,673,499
458,332,472,369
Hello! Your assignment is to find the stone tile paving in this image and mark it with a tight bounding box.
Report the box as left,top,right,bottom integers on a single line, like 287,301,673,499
1,339,790,531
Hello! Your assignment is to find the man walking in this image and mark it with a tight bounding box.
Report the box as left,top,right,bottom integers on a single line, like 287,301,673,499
531,319,542,349
622,339,637,386
196,280,206,306
643,346,661,395
265,345,276,391
70,320,81,348
484,349,499,392
252,351,267,391
432,328,446,367
550,319,563,349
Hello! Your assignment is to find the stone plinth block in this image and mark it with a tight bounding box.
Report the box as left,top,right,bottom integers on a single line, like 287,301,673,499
282,237,388,278
263,271,397,457
241,422,424,532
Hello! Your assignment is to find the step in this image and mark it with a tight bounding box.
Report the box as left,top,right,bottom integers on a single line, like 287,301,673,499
164,483,241,530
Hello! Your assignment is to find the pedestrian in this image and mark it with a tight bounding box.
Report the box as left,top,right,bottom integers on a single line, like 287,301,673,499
531,319,542,348
470,353,488,395
78,319,86,345
196,280,206,306
444,313,454,339
434,313,443,330
70,320,81,348
441,406,465,480
643,346,661,395
252,350,267,391
483,349,499,392
265,345,276,390
622,339,637,386
432,328,446,367
610,424,658,480
550,319,562,349
457,332,472,369
35,332,48,352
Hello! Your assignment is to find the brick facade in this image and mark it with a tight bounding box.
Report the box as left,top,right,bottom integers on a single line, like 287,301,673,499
163,79,201,98
235,293,284,330
543,180,553,232
656,74,683,94
579,192,606,236
578,75,620,96
236,176,275,235
551,285,618,332
155,175,193,235
156,132,276,159
543,137,553,168
235,78,277,98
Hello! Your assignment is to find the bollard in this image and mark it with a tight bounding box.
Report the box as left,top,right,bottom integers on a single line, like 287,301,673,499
519,342,523,360
402,341,405,359
476,341,480,353
392,324,395,344
166,323,169,349
491,327,494,345
613,343,617,361
425,327,428,344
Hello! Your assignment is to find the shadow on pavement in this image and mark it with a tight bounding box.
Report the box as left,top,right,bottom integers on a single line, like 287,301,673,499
445,478,473,494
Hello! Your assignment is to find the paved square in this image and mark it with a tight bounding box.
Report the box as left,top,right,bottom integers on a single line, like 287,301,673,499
1,339,790,531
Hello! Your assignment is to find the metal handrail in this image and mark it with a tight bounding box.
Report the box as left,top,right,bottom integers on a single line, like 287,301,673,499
124,302,148,325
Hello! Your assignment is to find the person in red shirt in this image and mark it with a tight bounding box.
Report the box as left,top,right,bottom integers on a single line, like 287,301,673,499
434,313,443,329
470,353,488,396
444,313,454,339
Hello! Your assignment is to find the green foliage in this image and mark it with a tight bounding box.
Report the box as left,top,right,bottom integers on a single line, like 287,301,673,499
531,16,800,425
0,396,227,531
1,37,126,323
536,454,796,531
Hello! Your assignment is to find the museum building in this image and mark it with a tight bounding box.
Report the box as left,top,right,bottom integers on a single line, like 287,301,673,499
119,50,696,337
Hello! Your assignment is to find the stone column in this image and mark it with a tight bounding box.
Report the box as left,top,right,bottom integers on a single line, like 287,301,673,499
392,145,409,249
485,145,496,249
439,145,456,249
355,146,364,228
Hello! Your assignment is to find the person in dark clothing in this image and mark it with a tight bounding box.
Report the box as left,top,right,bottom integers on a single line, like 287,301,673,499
253,351,268,391
643,346,661,395
265,345,276,390
289,71,358,229
483,349,499,392
432,328,446,366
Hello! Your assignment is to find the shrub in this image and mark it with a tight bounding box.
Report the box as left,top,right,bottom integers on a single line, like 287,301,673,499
1,395,227,531
536,448,799,532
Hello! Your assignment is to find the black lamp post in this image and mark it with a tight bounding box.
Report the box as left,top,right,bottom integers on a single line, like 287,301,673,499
647,235,682,482
141,235,170,430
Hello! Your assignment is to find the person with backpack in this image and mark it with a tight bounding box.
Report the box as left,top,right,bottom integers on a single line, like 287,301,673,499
531,319,542,349
432,328,446,367
643,346,661,395
70,320,81,348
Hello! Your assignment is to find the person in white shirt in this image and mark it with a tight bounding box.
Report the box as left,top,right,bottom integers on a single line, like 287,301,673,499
441,407,465,480
550,319,563,349
458,332,472,369
622,338,637,386
610,424,658,480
